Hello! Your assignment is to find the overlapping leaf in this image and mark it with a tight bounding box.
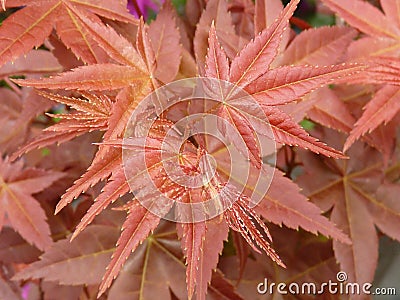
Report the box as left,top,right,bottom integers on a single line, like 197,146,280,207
0,157,63,250
177,214,229,300
0,50,61,154
219,225,340,299
204,0,363,164
13,224,119,285
2,0,387,299
107,221,188,300
107,221,242,300
229,0,299,88
194,0,241,72
0,0,137,66
0,228,41,264
11,5,183,92
11,90,112,160
148,2,182,84
321,0,400,149
297,130,400,286
279,26,357,66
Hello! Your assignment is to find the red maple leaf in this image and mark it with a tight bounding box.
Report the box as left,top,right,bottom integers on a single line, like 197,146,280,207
0,0,137,66
0,156,63,250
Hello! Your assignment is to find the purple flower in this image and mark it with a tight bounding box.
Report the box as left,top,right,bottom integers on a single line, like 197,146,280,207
127,0,162,20
21,283,31,300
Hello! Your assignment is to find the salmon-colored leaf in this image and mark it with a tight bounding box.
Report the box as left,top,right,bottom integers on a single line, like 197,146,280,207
13,224,119,285
247,64,364,106
297,131,399,285
254,0,283,34
0,2,58,68
229,0,299,88
98,201,167,297
194,0,240,73
14,64,146,90
0,0,138,67
107,222,188,300
257,168,350,243
148,2,181,83
345,85,400,151
0,157,63,250
205,24,230,81
322,0,399,38
262,106,345,158
280,26,357,65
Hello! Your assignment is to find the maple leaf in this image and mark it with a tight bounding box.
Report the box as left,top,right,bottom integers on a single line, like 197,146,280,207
254,0,284,35
13,224,119,285
19,116,185,296
107,221,243,300
178,15,356,293
297,129,400,286
113,121,237,300
18,85,151,271
202,0,364,167
0,49,61,154
320,0,400,150
41,282,83,300
11,3,183,92
4,1,376,299
10,8,183,91
11,90,112,160
194,0,241,73
107,221,188,300
13,0,360,163
177,213,229,300
147,2,182,84
0,156,63,250
90,115,283,298
0,228,41,264
305,86,356,134
92,120,231,298
0,266,22,300
220,225,340,299
279,26,357,66
0,0,137,66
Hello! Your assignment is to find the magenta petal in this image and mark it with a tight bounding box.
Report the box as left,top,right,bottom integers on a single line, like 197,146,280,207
21,284,31,300
127,0,164,19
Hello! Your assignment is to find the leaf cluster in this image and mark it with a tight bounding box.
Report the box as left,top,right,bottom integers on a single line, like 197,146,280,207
0,0,398,299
